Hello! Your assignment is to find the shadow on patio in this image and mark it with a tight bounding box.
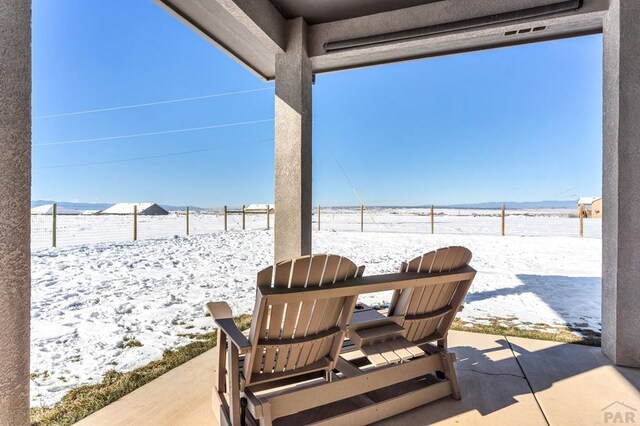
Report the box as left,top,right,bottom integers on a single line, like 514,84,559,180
78,329,640,426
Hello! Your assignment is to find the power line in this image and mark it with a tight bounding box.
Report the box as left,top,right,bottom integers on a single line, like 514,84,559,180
327,146,381,226
35,118,274,146
33,87,274,119
34,138,274,169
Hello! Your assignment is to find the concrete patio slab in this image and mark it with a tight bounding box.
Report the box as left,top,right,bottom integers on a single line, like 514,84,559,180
77,349,218,426
508,336,640,426
77,330,640,426
375,330,547,425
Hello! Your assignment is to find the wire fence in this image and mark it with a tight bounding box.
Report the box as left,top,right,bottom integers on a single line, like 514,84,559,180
315,207,602,238
31,207,272,250
30,205,601,251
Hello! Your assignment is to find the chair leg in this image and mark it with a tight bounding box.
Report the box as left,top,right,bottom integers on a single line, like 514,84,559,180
215,330,227,392
435,336,449,379
228,344,242,425
436,336,448,379
259,401,273,426
441,353,461,400
213,388,232,426
213,331,233,424
437,336,448,350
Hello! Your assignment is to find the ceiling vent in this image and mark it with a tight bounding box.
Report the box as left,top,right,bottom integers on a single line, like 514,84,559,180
505,26,547,36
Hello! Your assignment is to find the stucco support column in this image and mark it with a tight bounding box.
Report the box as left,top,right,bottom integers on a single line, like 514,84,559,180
274,18,312,262
602,0,640,367
0,0,32,423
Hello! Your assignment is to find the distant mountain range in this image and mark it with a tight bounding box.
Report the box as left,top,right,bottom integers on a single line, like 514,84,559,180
31,200,206,212
443,200,576,209
32,200,577,212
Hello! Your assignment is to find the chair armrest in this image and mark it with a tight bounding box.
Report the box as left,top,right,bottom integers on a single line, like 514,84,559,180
207,302,252,354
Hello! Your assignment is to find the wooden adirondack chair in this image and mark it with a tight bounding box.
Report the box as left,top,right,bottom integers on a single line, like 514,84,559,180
208,250,476,425
207,254,365,426
389,246,474,350
335,246,475,415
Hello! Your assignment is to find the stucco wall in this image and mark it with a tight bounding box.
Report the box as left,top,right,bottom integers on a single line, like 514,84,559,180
0,1,32,424
274,18,313,262
602,0,640,367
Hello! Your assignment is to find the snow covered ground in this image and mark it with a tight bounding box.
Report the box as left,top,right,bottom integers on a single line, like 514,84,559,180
30,211,601,407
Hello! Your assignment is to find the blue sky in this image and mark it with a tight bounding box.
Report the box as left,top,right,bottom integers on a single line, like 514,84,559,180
32,0,603,207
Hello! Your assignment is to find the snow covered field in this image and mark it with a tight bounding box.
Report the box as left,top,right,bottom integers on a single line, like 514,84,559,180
30,210,602,407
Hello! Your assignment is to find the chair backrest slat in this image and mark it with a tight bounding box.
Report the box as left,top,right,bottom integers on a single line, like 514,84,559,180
245,254,363,384
307,255,327,285
406,255,424,273
429,248,451,273
322,255,341,284
252,266,273,342
390,247,473,344
274,257,311,372
286,255,329,370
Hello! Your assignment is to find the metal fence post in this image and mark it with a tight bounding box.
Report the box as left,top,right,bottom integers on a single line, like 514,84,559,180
242,205,246,230
133,205,138,241
224,205,228,231
52,203,57,248
186,207,190,236
266,207,270,230
360,205,364,232
501,204,506,236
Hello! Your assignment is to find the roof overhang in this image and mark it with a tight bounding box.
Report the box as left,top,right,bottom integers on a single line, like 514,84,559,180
153,0,608,81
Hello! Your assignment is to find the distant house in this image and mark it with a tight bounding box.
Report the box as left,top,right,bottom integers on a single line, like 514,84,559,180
31,204,79,215
577,197,602,218
245,204,274,213
100,203,169,215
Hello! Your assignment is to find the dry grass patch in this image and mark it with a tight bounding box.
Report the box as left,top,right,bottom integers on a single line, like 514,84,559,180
451,318,601,346
31,315,251,426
